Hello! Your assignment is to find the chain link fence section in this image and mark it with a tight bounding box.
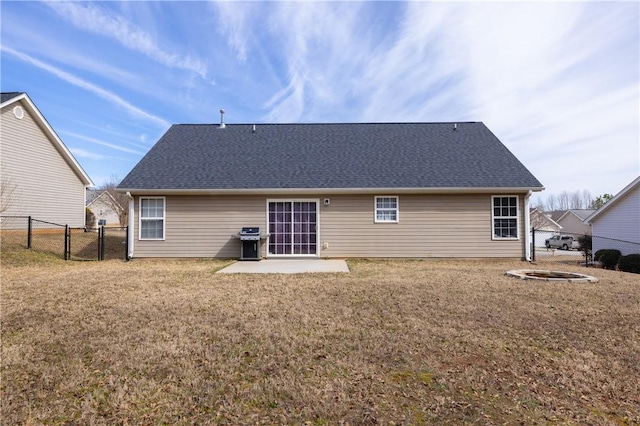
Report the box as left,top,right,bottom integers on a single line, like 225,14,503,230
1,216,128,261
531,229,591,266
0,215,30,249
30,218,68,259
102,226,129,261
68,227,99,261
66,226,128,261
592,235,640,259
531,228,640,268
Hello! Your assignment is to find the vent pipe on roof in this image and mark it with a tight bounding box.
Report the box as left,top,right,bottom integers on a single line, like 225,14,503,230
219,109,226,129
252,124,256,133
453,123,457,131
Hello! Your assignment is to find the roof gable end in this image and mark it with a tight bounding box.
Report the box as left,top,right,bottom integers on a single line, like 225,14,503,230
584,176,640,223
1,92,94,187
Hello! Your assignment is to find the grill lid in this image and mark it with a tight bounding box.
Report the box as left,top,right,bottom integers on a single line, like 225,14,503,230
241,227,260,235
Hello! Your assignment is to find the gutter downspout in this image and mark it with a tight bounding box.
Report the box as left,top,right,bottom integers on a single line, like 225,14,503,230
524,191,532,262
126,192,134,259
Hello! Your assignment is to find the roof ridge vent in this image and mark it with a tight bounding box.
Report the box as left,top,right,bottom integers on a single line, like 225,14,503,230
219,109,226,129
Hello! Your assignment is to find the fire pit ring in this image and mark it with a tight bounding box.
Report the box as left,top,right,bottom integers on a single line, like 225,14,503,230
506,269,598,282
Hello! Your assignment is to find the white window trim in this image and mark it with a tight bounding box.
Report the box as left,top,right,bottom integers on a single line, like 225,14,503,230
374,196,399,223
491,195,519,240
139,196,166,241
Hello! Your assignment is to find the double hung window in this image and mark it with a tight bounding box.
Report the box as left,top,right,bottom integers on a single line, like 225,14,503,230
375,196,399,223
140,197,165,240
492,196,518,239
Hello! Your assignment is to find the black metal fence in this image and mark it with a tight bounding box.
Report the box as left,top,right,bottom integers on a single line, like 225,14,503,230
531,228,640,267
0,215,128,261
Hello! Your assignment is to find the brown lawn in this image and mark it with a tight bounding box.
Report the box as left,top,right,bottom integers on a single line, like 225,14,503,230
1,249,639,425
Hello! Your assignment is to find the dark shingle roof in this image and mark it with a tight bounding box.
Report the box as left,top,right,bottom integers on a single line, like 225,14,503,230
1,92,24,104
118,122,543,191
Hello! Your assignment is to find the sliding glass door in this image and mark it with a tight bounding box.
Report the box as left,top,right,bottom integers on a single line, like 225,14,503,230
268,201,318,256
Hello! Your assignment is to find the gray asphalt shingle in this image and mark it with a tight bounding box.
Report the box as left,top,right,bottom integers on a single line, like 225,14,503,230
1,92,24,104
118,122,543,191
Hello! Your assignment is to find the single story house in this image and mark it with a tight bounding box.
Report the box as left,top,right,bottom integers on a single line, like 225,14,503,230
556,209,594,237
1,92,93,228
585,176,640,256
117,121,544,260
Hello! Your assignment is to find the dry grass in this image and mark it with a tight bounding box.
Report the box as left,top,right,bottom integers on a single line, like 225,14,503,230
1,249,639,425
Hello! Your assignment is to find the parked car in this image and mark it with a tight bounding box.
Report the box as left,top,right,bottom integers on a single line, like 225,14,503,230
545,235,574,250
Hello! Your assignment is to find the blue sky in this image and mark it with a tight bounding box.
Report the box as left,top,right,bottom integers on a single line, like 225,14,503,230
2,1,638,204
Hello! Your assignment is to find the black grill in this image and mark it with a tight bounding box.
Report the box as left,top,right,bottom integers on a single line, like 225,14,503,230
239,227,260,241
239,227,261,260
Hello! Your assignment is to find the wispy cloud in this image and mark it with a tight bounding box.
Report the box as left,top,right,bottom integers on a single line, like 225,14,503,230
61,131,147,156
45,2,208,78
1,46,170,129
259,2,376,122
213,2,250,63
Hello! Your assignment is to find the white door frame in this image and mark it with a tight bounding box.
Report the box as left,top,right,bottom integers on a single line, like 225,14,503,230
266,199,320,258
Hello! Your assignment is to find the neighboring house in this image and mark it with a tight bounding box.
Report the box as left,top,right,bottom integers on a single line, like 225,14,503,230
555,209,594,237
530,208,562,247
585,176,640,256
1,92,93,228
117,122,544,260
86,190,123,226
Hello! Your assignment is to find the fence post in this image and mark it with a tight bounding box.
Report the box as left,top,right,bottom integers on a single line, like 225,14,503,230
97,226,102,261
27,216,32,249
100,226,105,261
125,226,129,261
64,225,69,260
531,227,536,262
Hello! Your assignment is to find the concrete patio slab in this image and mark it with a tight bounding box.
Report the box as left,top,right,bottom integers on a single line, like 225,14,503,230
217,259,349,274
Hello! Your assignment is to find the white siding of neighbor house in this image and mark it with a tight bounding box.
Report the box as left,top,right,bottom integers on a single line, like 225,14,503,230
87,193,122,226
591,185,640,256
131,193,527,259
1,101,86,228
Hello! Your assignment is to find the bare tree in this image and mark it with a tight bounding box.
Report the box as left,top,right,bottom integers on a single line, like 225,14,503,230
98,175,129,227
0,174,17,214
557,191,570,211
545,194,558,211
538,189,594,211
570,191,583,209
580,189,593,209
530,208,551,230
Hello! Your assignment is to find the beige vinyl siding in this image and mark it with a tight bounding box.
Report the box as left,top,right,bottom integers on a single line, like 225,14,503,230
557,213,591,236
320,194,524,258
132,193,526,259
1,102,86,228
133,195,266,258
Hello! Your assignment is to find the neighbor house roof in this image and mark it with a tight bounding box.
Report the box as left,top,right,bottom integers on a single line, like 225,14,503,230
1,92,94,187
584,176,640,223
557,209,596,222
86,189,123,209
530,208,562,231
118,122,543,194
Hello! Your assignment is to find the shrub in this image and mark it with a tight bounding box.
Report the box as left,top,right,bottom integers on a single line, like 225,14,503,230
594,249,621,270
618,254,640,274
85,207,96,229
578,235,592,259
